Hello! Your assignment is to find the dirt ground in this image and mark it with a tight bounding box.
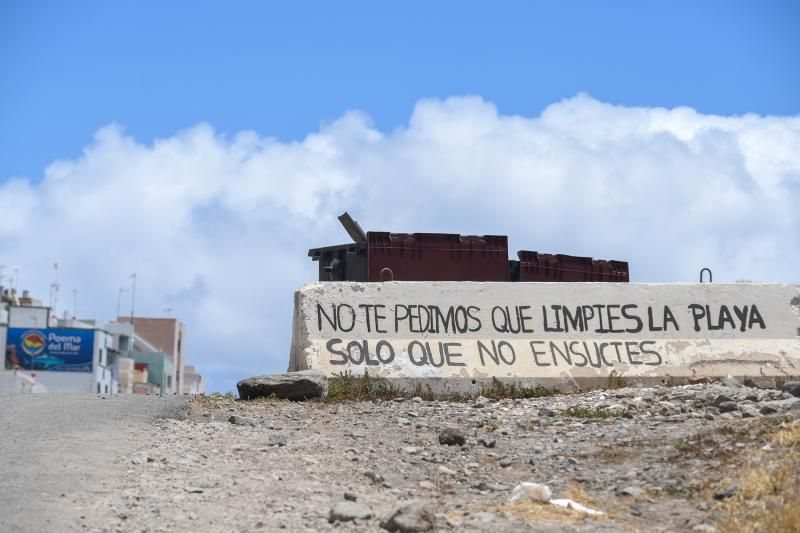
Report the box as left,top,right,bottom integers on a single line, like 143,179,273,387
75,382,799,532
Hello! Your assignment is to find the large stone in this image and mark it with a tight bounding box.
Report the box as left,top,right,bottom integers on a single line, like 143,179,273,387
237,370,327,401
782,381,800,397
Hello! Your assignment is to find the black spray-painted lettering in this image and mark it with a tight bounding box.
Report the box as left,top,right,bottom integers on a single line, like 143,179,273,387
394,304,482,334
490,306,534,334
477,340,516,365
688,304,766,332
529,340,662,368
317,303,357,333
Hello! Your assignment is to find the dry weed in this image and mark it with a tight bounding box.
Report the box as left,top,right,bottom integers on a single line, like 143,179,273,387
715,420,800,533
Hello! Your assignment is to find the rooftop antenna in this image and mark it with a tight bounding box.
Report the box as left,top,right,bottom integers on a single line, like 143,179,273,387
338,212,367,243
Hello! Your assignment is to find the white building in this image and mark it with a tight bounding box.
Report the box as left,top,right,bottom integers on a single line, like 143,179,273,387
183,365,205,395
1,306,114,394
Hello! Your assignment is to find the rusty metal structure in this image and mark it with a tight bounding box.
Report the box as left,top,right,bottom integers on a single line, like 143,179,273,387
309,213,629,283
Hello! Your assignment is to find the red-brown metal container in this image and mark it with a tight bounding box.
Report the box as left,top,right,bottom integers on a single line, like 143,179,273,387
592,260,630,282
367,232,510,281
517,251,629,282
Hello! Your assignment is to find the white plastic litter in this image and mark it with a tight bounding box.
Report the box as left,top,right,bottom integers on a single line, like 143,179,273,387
549,498,605,516
509,483,605,516
509,483,552,503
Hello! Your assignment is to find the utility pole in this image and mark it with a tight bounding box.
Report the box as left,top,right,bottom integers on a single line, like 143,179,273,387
117,288,127,319
72,289,78,319
128,274,136,360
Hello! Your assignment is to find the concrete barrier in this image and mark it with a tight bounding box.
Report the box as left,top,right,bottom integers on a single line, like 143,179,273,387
288,282,800,393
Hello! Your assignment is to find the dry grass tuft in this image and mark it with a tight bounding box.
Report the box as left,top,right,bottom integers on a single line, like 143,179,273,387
714,420,800,533
325,371,405,402
493,500,599,526
771,420,800,448
191,392,237,409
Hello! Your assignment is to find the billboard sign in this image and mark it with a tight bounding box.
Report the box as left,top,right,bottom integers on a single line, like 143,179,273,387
5,328,95,372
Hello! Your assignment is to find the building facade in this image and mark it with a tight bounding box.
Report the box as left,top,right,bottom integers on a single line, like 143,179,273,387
118,317,186,393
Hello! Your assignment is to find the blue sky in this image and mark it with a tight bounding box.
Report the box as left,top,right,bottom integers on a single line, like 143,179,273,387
2,1,798,182
1,1,799,393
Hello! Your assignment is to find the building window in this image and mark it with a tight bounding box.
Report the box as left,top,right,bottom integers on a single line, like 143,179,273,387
97,383,101,394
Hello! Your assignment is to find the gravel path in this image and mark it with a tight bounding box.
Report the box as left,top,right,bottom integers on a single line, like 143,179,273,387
71,383,799,532
0,394,189,533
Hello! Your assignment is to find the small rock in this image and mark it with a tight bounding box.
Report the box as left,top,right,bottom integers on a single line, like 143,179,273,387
329,501,373,523
344,492,358,501
712,394,734,407
365,471,385,483
472,396,490,408
227,415,256,427
782,381,800,398
760,404,778,415
714,482,738,500
477,436,496,448
268,434,287,447
498,457,514,467
437,466,457,476
538,408,556,417
740,405,760,418
620,486,642,497
717,401,738,413
184,487,204,494
418,480,435,490
382,501,435,532
438,428,466,446
475,481,513,491
516,415,536,430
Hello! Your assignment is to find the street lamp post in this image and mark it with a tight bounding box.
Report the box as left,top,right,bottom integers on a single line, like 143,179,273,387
129,274,136,359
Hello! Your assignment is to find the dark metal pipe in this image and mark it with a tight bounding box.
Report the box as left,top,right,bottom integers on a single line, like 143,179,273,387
338,212,367,243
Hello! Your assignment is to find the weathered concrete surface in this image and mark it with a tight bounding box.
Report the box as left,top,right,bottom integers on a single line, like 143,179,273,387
237,369,327,400
0,394,188,532
289,282,800,392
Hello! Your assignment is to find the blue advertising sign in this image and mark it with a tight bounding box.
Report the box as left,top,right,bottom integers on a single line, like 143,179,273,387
5,328,95,372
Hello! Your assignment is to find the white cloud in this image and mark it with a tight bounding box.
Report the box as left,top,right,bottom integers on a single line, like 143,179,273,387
1,94,799,391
